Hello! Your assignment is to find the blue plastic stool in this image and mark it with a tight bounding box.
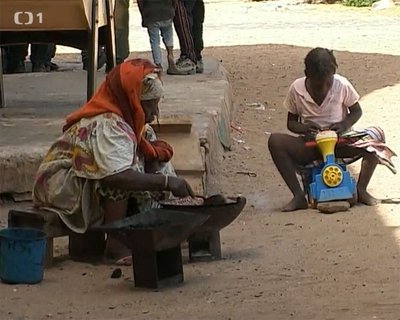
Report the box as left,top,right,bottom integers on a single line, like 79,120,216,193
0,228,47,284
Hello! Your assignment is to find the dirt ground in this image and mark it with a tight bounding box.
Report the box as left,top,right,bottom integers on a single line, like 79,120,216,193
1,3,400,320
206,45,400,320
1,44,399,320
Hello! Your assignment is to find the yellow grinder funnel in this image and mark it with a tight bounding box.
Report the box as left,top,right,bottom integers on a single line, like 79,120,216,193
315,130,338,161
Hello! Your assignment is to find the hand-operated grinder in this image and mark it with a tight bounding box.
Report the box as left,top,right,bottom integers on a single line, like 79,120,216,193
307,130,356,204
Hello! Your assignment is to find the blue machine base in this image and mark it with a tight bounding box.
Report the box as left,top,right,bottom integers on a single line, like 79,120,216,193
309,163,356,203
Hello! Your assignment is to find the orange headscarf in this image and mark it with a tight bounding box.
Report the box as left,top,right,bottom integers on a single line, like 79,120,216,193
64,59,173,162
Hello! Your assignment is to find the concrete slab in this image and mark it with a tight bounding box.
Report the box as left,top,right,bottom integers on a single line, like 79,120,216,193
150,115,192,134
0,57,232,197
158,131,205,175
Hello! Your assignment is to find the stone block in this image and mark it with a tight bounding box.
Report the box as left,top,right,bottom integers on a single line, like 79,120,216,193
317,201,351,214
158,132,205,176
0,147,46,194
150,115,192,134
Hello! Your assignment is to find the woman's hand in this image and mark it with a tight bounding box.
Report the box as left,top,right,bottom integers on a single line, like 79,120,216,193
145,160,162,174
167,176,195,198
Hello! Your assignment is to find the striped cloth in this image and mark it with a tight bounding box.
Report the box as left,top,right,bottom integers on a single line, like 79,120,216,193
342,126,397,174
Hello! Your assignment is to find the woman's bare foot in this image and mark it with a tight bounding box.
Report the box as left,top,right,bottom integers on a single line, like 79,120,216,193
104,251,132,266
357,189,379,206
104,236,132,265
114,256,132,266
282,196,309,212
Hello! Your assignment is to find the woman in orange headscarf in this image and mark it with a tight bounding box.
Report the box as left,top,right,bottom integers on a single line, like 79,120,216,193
33,59,194,264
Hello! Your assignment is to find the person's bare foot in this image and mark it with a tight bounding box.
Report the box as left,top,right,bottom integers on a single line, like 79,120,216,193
113,256,132,266
104,237,132,265
347,194,357,207
104,251,132,266
357,189,379,206
282,196,309,212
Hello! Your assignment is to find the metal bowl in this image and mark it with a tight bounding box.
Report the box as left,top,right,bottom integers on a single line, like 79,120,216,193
96,209,209,252
160,195,247,235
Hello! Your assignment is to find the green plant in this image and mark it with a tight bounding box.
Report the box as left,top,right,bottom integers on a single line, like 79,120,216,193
342,0,379,7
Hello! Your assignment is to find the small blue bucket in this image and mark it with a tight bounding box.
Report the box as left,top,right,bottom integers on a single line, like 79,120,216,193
0,228,47,284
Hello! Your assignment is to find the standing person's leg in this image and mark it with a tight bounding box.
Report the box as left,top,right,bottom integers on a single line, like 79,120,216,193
31,44,50,72
1,47,7,73
44,44,58,71
180,0,196,62
5,45,27,74
192,0,205,73
173,0,196,73
82,47,107,71
182,0,196,31
83,0,128,70
114,0,130,64
160,21,185,75
147,24,162,69
173,0,190,60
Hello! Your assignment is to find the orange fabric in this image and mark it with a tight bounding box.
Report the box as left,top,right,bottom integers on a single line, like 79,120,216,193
64,59,173,162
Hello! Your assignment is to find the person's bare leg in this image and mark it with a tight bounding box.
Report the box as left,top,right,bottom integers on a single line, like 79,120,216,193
166,46,174,67
102,198,131,263
357,153,379,205
268,133,319,211
166,46,179,73
336,146,379,206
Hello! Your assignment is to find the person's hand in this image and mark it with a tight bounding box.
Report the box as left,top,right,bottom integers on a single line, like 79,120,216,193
329,122,347,135
167,176,195,198
303,122,321,138
145,160,162,174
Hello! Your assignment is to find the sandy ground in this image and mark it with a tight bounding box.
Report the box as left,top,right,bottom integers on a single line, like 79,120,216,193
1,2,400,320
57,1,400,56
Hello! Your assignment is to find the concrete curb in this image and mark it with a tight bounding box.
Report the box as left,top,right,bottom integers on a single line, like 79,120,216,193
0,58,234,199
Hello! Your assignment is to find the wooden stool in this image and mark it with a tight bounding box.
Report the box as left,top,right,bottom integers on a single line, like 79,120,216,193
133,244,184,289
8,207,105,267
188,231,222,262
